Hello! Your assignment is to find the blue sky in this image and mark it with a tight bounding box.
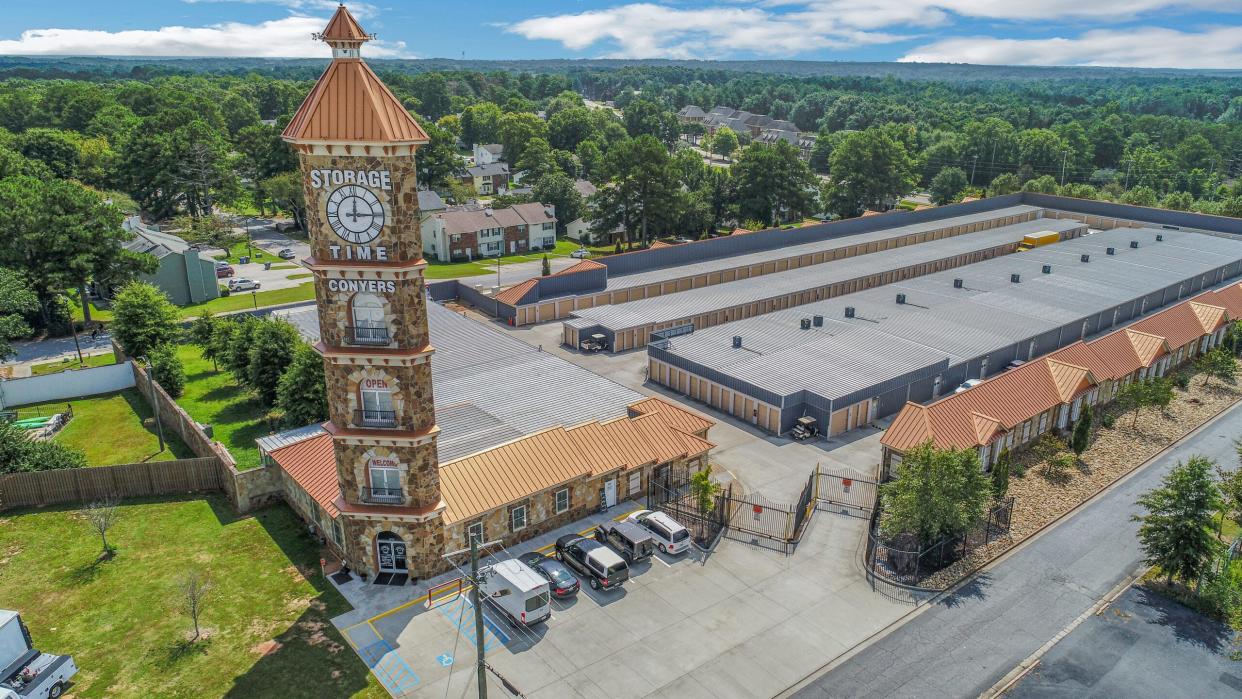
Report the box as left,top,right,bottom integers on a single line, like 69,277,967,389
1,1,1241,68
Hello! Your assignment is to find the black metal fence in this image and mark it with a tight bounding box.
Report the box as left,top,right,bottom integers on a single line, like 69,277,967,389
866,496,1015,589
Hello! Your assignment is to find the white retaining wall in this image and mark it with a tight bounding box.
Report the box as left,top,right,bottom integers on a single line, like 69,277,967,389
0,361,136,408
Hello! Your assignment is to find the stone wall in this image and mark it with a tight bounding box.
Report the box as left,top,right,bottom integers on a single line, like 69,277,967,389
342,513,446,581
330,440,440,510
324,361,435,432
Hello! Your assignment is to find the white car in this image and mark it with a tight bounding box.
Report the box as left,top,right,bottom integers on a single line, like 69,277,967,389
625,509,691,555
570,248,591,259
954,378,984,394
228,278,261,291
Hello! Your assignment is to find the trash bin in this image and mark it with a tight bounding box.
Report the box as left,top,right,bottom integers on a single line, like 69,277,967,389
239,256,250,264
263,262,272,271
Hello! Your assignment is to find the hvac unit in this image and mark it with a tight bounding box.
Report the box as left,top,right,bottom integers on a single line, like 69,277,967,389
1156,234,1164,242
800,318,811,330
1106,247,1115,255
1081,254,1090,263
844,306,855,318
1010,273,1021,283
812,315,824,327
896,293,906,305
1042,265,1052,274
1130,240,1139,249
953,278,964,289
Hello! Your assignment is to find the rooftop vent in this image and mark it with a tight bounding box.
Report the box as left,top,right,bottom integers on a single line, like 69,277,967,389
1130,240,1139,249
1011,273,1021,283
1156,234,1164,242
1081,254,1090,263
800,318,811,330
845,306,855,318
732,336,742,348
1042,264,1052,274
1106,247,1115,255
812,315,824,327
953,278,964,289
896,293,907,305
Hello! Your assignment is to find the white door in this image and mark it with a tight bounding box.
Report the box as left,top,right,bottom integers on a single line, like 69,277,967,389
604,478,617,508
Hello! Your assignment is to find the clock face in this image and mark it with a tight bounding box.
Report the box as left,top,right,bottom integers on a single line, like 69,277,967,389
325,185,385,244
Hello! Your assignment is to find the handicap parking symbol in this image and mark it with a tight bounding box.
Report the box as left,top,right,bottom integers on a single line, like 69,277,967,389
437,653,454,667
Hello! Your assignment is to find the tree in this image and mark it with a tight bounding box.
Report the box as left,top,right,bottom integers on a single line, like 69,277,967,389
732,141,818,226
1134,456,1221,587
208,320,237,374
460,102,503,147
0,175,155,325
263,172,307,232
84,498,121,559
541,254,551,277
591,135,678,248
930,167,968,205
826,129,916,217
415,118,460,190
188,311,220,368
17,128,80,179
622,99,678,147
224,316,260,380
992,447,1011,499
690,469,720,515
276,343,328,428
515,137,556,182
0,420,86,474
179,569,212,642
149,343,186,399
1071,404,1093,456
498,112,548,168
248,319,300,406
711,127,738,162
110,282,179,359
988,172,1021,196
547,107,595,152
1116,379,1151,428
0,267,38,361
880,441,991,545
532,171,583,234
1198,347,1237,387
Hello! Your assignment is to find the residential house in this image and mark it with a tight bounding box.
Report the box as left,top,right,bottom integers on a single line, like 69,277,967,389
564,179,624,246
461,162,510,195
473,143,504,165
677,105,707,123
118,221,220,306
424,202,557,262
417,190,448,261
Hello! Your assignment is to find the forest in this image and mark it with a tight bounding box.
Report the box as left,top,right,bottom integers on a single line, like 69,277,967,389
2,57,1242,348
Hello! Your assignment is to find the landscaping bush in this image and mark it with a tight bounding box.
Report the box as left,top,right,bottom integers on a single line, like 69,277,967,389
109,281,179,358
1101,413,1116,429
1175,373,1192,390
880,440,991,545
991,447,1011,498
1040,451,1075,482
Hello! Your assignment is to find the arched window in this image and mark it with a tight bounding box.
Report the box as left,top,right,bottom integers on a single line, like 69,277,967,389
368,456,402,503
350,293,387,345
357,377,395,427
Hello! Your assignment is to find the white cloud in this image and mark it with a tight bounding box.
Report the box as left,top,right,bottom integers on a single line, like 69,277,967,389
510,1,1242,60
0,15,413,58
900,26,1242,68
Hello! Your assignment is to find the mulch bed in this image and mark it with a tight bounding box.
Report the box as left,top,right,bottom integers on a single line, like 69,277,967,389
917,367,1242,590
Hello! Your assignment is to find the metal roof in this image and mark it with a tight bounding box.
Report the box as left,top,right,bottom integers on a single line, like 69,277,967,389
256,423,327,455
658,226,1242,403
570,218,1082,331
600,205,1042,293
279,301,649,462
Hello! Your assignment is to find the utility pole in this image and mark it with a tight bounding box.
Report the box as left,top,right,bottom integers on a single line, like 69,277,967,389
1124,159,1133,190
969,154,979,186
1059,150,1069,186
469,535,488,699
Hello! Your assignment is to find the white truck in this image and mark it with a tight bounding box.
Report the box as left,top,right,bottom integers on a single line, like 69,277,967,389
477,559,552,627
1,610,76,699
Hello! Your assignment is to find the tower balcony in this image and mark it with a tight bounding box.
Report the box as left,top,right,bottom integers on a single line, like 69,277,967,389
364,486,404,505
346,325,391,346
353,409,398,428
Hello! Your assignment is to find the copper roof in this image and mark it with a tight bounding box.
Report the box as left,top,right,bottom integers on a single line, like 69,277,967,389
1208,282,1242,317
282,7,428,145
269,433,340,517
1130,295,1227,348
494,279,537,306
1085,330,1169,380
627,396,713,436
649,241,672,249
321,4,371,43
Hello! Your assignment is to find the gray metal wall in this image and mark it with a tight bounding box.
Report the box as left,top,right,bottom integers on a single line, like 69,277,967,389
1021,192,1242,236
427,280,458,302
535,265,607,299
456,283,515,320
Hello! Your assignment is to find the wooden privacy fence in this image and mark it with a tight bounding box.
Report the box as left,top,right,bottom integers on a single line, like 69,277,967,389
0,457,223,511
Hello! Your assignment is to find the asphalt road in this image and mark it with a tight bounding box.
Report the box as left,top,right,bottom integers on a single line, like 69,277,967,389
793,400,1242,699
1008,585,1242,698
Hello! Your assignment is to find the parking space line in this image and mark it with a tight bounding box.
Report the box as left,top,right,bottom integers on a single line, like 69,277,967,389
359,639,421,695
436,596,505,651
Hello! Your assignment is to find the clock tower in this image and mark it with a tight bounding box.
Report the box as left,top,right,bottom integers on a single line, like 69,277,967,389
283,4,444,580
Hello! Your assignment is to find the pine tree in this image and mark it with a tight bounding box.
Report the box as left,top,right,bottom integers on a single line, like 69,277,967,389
247,319,300,407
276,343,328,427
149,343,185,398
541,254,551,276
1071,404,1093,456
991,447,1011,499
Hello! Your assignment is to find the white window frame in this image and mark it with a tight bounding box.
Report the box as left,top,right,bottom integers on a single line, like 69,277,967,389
510,504,527,532
1038,412,1049,434
360,388,393,420
628,471,641,496
554,488,569,514
331,518,344,546
467,520,484,544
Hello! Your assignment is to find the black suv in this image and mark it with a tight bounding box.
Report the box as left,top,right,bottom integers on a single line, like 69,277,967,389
554,534,629,590
594,520,655,563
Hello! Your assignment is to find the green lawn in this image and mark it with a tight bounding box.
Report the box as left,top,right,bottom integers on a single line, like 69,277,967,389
0,496,386,698
287,273,313,280
178,283,315,320
175,345,269,470
30,352,117,376
16,390,193,465
219,240,278,265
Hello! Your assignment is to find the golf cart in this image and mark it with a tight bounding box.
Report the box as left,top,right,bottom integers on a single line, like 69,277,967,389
1,610,77,699
579,333,608,353
790,416,819,441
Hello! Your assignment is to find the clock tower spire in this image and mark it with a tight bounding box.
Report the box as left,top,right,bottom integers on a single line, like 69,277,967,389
283,4,444,580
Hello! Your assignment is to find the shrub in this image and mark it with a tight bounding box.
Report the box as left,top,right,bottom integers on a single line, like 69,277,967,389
247,319,300,407
0,420,86,474
1071,404,1092,456
880,440,991,545
689,469,720,515
1040,450,1076,483
1175,373,1191,390
1101,413,1116,429
110,281,179,359
276,343,328,427
991,448,1011,498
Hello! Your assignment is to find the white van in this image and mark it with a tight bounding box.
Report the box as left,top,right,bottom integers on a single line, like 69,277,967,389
477,559,552,627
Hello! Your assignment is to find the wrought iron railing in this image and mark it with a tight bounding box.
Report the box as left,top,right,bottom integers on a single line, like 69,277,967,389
347,325,390,346
353,409,397,428
365,486,403,504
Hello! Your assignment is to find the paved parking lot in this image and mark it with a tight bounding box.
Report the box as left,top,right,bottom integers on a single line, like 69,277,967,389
332,502,908,698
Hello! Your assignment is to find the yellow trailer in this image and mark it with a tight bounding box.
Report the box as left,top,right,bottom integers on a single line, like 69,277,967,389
1016,230,1061,251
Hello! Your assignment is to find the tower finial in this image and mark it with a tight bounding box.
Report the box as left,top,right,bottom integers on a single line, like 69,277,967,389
314,4,374,59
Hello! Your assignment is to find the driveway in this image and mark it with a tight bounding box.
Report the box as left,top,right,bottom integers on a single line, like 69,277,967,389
1008,586,1242,698
792,400,1242,698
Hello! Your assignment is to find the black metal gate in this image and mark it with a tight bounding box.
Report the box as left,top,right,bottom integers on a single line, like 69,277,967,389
813,465,878,515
